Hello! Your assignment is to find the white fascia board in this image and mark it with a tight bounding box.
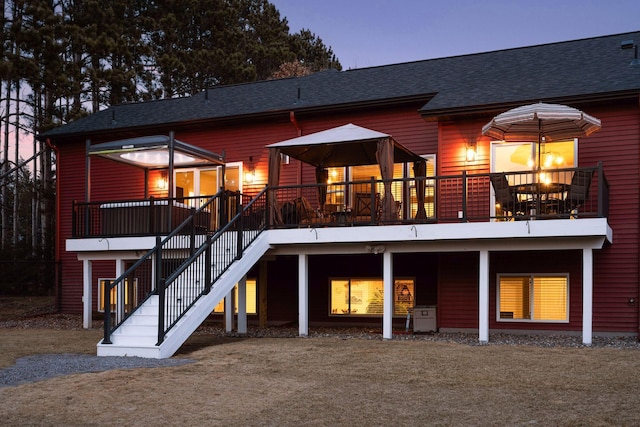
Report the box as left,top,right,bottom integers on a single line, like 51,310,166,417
265,218,611,246
66,236,158,252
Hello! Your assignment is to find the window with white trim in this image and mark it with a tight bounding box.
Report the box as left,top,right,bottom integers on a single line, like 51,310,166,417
497,274,569,322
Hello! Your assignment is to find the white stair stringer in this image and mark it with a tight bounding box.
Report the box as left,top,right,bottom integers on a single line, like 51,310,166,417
97,232,271,358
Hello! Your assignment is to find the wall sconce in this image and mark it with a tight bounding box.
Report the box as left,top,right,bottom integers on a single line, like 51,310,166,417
466,142,477,162
244,156,256,184
245,168,255,184
156,172,168,190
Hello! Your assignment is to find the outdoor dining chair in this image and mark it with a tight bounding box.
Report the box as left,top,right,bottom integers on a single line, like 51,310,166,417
490,173,524,218
562,169,593,213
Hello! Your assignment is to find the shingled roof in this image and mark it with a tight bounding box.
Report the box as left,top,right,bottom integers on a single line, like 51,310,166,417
42,31,640,139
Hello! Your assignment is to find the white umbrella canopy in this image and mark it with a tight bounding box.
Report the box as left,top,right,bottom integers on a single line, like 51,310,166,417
482,102,601,142
482,102,601,169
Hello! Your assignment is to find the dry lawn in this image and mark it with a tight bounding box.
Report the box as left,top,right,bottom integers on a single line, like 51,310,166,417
1,297,640,426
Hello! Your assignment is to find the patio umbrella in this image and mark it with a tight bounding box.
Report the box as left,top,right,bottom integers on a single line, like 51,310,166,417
482,102,601,169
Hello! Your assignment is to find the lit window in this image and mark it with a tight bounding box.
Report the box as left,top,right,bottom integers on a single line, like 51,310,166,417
330,278,415,316
497,275,568,322
213,279,257,314
98,278,137,313
492,140,576,173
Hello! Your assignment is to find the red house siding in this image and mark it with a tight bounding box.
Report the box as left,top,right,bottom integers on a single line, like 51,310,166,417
586,103,640,333
436,102,640,334
438,253,479,329
57,142,86,314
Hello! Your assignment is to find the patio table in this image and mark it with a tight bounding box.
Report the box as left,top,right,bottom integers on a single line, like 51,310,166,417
513,182,569,216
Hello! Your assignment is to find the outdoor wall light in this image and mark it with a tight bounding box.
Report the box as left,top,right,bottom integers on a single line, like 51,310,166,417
245,168,255,184
466,141,477,162
156,172,168,190
244,156,256,184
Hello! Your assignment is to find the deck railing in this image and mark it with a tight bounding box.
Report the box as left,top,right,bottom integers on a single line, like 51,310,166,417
268,163,608,227
76,164,608,241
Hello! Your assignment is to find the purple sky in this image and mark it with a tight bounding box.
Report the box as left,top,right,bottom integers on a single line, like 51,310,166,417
271,0,640,69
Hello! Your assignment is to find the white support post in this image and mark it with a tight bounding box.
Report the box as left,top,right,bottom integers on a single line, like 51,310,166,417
582,248,593,346
82,259,92,329
225,289,234,332
238,275,247,334
382,251,393,340
478,250,489,344
298,254,308,337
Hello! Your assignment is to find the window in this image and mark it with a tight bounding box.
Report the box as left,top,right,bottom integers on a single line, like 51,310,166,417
330,278,415,316
491,140,576,173
213,279,257,314
174,163,242,204
98,278,137,313
497,274,568,322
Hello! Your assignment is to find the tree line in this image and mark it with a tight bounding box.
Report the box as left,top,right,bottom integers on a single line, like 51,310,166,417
1,0,341,294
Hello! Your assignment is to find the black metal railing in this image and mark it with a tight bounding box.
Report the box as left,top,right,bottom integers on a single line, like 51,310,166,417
80,165,608,242
102,188,268,346
73,195,223,238
268,163,608,227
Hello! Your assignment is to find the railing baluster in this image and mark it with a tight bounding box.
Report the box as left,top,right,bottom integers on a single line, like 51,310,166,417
461,171,468,222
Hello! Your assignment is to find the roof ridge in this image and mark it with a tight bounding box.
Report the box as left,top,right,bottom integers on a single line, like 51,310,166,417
342,30,640,72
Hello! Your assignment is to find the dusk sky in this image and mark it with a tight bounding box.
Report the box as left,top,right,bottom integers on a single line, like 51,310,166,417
271,0,640,70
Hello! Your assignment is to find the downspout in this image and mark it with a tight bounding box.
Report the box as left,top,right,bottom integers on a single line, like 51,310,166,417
290,111,302,186
45,138,61,313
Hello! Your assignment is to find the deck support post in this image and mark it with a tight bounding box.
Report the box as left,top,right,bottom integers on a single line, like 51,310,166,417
82,259,92,329
238,275,247,334
225,290,234,332
383,251,393,340
582,248,593,345
298,254,308,336
478,250,489,344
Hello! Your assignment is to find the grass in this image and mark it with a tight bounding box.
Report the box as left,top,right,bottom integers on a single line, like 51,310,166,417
1,297,640,426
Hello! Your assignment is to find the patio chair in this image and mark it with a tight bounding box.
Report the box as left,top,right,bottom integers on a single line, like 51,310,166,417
354,192,380,222
490,173,523,218
294,196,326,224
562,169,593,213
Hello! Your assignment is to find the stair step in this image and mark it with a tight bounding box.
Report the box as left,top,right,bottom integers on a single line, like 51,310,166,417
108,334,158,346
115,324,156,336
126,314,157,326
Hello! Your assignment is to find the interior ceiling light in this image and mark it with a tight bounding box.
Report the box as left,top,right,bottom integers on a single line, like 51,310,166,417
120,149,195,167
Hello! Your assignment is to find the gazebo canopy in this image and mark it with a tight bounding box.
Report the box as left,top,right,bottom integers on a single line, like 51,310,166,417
266,123,424,167
88,135,224,170
86,134,225,200
266,123,427,223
